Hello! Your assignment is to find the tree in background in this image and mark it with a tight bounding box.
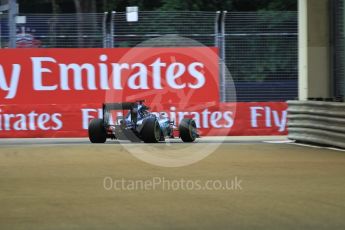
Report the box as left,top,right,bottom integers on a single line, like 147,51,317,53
232,0,297,11
19,0,297,13
73,0,97,47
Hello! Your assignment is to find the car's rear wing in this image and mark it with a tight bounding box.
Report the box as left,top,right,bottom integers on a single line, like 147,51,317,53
103,102,136,111
102,102,138,125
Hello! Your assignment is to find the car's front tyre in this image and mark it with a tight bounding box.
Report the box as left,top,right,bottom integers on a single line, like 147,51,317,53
179,118,197,143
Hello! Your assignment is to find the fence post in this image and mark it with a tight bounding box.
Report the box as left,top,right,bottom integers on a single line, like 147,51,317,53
8,0,17,48
49,14,58,48
220,11,227,102
215,11,220,47
110,11,115,48
102,12,108,48
0,13,2,48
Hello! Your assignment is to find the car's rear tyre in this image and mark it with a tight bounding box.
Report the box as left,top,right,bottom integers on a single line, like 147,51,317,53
179,118,197,142
88,118,107,143
141,118,161,143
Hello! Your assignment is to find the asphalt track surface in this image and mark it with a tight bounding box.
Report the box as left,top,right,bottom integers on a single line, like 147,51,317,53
1,136,345,229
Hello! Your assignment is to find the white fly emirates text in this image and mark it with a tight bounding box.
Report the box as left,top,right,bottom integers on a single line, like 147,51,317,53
0,55,206,99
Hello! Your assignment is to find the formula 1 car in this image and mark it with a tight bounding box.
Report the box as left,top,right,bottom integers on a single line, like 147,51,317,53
88,101,198,143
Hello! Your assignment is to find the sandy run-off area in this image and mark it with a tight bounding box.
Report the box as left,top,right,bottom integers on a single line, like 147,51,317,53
1,137,345,230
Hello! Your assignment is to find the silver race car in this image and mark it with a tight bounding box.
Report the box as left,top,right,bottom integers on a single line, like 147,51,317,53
88,101,198,143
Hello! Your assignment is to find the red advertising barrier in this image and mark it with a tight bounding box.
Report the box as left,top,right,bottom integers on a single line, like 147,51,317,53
0,48,287,138
0,47,219,105
0,102,287,138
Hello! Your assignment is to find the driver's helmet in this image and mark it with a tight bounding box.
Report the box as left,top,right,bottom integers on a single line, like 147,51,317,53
137,104,149,118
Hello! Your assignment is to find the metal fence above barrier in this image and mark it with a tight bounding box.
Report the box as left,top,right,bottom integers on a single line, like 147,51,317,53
0,11,298,102
334,0,345,100
224,11,298,102
111,11,219,48
0,13,105,48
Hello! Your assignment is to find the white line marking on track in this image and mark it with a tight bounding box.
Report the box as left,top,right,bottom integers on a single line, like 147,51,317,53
288,143,323,149
264,140,294,144
327,147,345,152
284,142,345,152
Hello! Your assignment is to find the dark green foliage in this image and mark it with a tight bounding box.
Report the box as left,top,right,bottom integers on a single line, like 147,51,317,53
232,0,297,11
19,0,297,13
